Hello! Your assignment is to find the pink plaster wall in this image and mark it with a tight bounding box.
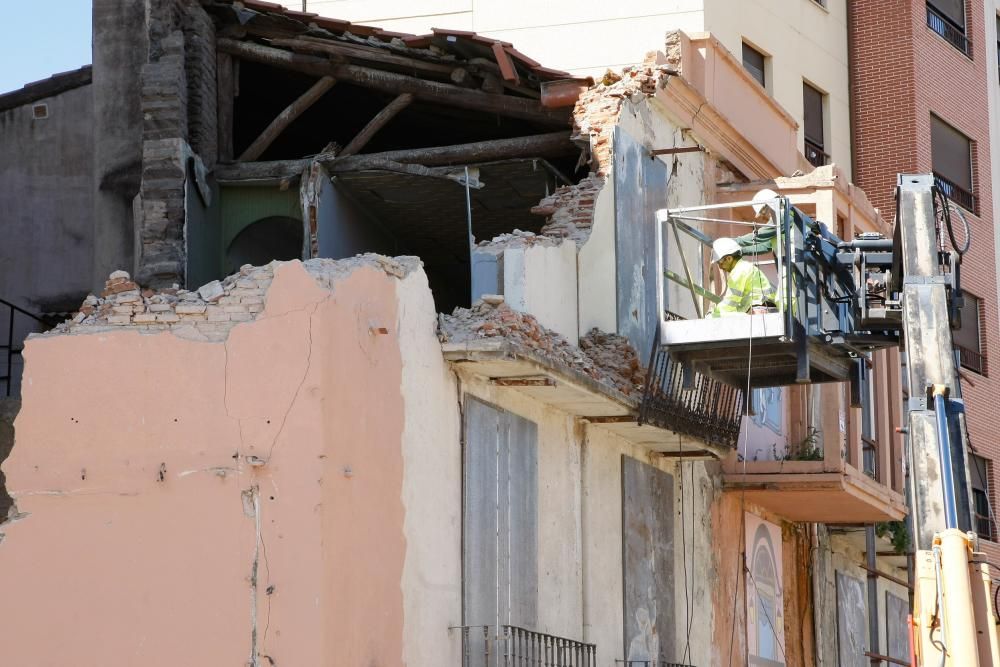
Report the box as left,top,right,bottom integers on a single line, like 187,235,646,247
0,261,407,666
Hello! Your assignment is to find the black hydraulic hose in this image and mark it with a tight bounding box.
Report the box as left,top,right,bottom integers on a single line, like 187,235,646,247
936,186,971,258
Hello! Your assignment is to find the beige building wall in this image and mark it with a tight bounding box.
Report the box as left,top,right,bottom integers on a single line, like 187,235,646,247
308,0,850,176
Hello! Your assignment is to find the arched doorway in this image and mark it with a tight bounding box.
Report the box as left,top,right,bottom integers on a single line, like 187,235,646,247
225,215,303,275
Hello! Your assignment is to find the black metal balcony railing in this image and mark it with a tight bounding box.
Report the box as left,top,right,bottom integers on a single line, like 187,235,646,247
640,315,745,449
934,173,976,214
616,661,695,667
804,138,828,169
955,343,987,376
453,625,596,667
926,4,971,56
1,298,57,398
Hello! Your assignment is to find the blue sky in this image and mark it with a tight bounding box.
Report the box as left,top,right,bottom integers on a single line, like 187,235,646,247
0,2,92,94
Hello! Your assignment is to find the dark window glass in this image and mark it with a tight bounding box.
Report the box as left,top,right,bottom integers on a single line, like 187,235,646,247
742,43,766,87
971,455,995,540
996,15,999,81
929,0,965,29
803,83,824,145
931,115,973,192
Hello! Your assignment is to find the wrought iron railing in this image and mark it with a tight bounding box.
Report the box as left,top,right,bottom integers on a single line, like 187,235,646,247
926,3,971,56
639,316,745,449
955,343,987,376
452,625,596,667
934,173,976,214
616,661,695,667
804,138,828,168
0,298,57,397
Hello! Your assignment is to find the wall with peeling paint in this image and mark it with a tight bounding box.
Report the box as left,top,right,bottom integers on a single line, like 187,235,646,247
0,260,419,666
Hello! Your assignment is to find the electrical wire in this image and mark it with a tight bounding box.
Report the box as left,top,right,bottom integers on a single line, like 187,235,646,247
934,186,971,258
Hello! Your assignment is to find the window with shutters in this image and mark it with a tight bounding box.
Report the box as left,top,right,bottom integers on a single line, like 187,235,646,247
927,0,971,55
931,115,976,213
742,42,766,89
803,82,827,168
462,397,538,638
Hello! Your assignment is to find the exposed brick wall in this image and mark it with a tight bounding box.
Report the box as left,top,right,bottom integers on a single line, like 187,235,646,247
136,0,219,288
851,0,1000,554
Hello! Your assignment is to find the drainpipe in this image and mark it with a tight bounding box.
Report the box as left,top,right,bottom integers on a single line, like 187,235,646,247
865,525,880,666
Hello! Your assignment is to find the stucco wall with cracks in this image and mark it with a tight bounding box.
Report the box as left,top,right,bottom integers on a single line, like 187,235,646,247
0,258,416,666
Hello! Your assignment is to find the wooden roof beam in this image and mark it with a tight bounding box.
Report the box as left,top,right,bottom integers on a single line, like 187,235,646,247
340,93,414,157
217,38,567,125
238,75,337,161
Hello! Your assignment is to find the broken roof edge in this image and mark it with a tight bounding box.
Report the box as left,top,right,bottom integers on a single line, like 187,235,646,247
212,0,587,84
0,65,92,114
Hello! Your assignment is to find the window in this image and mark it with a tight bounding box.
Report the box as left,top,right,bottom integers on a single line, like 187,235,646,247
462,397,538,629
996,15,1000,82
954,292,987,374
859,356,877,478
742,42,766,88
931,115,976,212
752,387,783,434
971,454,996,541
803,83,827,168
927,0,970,55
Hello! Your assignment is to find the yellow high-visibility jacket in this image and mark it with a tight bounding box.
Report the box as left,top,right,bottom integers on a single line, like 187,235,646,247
711,259,776,317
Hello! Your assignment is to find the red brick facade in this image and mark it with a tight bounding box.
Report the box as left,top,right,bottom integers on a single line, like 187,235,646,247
850,0,1000,550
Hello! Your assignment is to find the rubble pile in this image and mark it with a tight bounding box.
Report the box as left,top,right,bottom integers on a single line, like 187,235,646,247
51,265,276,341
438,299,645,396
475,230,563,251
579,328,646,393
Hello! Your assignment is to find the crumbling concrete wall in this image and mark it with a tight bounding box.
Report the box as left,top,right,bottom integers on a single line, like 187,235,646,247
472,235,579,343
0,256,450,666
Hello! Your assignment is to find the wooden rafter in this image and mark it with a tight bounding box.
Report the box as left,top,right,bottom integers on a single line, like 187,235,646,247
238,75,337,162
340,93,414,157
217,38,566,125
214,131,576,182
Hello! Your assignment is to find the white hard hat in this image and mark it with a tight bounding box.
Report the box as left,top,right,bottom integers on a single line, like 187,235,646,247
711,237,741,264
751,188,780,217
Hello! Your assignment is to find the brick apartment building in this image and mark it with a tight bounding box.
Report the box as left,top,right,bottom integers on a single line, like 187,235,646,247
850,0,1000,551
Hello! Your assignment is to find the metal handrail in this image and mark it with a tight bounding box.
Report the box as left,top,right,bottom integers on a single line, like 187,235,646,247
615,661,695,667
933,172,976,214
1,298,59,397
955,342,987,375
452,624,596,667
926,3,971,56
804,138,828,168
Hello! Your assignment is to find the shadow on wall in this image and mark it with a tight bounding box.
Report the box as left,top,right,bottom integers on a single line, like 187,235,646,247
0,400,19,522
225,216,304,275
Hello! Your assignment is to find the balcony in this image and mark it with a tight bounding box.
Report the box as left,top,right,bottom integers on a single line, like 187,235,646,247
804,138,828,169
926,4,971,57
956,343,987,375
722,428,906,523
934,172,976,214
452,625,596,667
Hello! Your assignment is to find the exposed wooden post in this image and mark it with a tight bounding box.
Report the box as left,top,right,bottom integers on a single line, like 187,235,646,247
217,52,236,161
238,75,337,162
339,93,413,157
214,131,576,181
217,38,567,125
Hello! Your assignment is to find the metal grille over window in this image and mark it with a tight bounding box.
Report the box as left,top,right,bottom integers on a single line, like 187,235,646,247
971,454,996,541
931,115,976,213
927,0,971,55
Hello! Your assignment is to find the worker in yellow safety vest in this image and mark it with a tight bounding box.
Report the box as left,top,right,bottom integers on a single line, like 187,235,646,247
709,237,777,317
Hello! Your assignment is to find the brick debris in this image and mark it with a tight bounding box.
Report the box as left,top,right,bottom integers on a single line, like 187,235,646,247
438,298,645,396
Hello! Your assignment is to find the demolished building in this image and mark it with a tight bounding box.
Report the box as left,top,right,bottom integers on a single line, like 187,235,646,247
0,2,916,666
